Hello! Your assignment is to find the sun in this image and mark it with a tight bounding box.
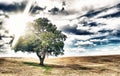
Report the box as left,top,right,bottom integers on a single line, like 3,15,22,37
6,14,27,35
4,0,36,47
5,13,31,47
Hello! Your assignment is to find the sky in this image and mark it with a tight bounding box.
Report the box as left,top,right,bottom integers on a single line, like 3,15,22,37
0,0,120,57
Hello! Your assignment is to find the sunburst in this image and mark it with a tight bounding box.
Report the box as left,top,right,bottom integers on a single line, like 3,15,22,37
4,0,34,47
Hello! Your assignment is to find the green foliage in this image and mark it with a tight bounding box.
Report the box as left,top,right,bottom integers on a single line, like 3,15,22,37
14,34,41,52
14,18,67,56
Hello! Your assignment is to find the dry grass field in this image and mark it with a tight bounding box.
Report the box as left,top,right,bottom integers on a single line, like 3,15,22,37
0,55,120,76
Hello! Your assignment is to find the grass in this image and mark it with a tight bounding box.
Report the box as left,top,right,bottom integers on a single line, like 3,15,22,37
23,61,52,74
0,55,120,76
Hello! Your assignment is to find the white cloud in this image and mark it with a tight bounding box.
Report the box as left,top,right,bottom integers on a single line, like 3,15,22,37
94,18,120,30
94,8,119,18
0,0,24,4
1,0,120,57
64,47,86,56
63,44,120,57
90,39,108,42
31,0,120,22
75,41,93,46
63,0,119,16
0,50,37,58
67,33,91,40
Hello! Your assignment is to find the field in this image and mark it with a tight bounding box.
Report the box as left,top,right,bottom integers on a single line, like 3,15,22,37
0,55,120,76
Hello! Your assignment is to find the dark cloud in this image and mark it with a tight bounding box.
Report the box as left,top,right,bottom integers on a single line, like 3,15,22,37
61,25,94,35
99,11,120,18
109,39,120,44
80,10,103,18
77,3,120,19
112,30,120,37
0,34,2,40
30,5,46,14
92,41,107,46
84,32,120,47
0,1,46,14
98,29,113,33
86,29,120,47
92,38,120,46
88,22,98,26
63,2,120,49
113,3,120,8
0,20,3,29
48,6,69,15
48,7,59,14
0,2,26,12
47,1,69,15
0,21,2,25
87,39,108,47
73,36,120,48
97,3,120,18
77,8,110,18
90,36,107,40
0,0,120,51
82,22,99,27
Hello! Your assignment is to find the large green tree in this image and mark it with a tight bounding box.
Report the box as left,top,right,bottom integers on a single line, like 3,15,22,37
13,18,67,65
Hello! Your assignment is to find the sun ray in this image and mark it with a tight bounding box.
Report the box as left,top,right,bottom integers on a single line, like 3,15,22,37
4,0,35,47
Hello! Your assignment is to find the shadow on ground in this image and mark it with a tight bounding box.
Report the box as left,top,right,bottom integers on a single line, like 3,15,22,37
23,61,92,70
0,58,6,64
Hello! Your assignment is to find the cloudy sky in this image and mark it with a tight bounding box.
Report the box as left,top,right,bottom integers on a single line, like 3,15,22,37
0,0,120,57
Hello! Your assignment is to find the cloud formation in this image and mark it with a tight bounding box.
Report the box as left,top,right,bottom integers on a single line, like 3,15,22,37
0,0,120,56
0,1,26,12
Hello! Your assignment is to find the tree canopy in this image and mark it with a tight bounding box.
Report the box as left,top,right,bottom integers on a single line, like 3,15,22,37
13,18,67,65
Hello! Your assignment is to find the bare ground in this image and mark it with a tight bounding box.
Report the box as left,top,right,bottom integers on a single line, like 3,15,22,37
0,55,120,76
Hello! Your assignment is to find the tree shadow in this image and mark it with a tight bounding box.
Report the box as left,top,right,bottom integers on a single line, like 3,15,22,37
23,62,40,67
23,62,53,71
23,61,92,70
0,58,7,64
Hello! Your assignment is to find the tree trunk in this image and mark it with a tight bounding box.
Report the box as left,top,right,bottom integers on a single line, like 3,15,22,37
40,57,44,66
36,51,46,66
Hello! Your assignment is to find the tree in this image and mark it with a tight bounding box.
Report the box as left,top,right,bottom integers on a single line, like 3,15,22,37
13,18,67,66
